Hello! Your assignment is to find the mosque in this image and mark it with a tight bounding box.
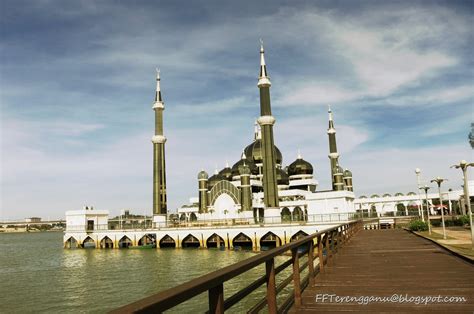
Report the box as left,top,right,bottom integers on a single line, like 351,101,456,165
63,43,472,250
167,43,356,224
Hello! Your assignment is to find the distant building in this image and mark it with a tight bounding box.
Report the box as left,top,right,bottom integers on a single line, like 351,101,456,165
25,217,41,223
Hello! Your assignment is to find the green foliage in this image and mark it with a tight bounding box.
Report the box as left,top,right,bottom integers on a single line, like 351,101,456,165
458,215,471,226
408,219,429,231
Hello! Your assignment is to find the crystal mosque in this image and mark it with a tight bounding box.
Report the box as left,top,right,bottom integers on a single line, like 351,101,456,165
63,43,471,249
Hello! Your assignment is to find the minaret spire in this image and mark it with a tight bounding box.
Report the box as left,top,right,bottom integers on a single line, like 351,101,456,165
152,69,167,216
256,40,279,213
327,105,340,190
258,39,271,89
155,68,163,103
328,104,334,129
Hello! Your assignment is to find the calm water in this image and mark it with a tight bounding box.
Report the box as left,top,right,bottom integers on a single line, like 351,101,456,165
0,232,295,313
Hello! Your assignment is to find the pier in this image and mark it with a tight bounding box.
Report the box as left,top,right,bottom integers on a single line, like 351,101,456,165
112,221,474,313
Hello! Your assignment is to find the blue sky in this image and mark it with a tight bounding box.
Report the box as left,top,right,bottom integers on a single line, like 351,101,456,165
1,0,473,219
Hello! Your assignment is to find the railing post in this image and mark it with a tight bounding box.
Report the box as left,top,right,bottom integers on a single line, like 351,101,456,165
265,258,277,313
291,248,302,307
337,227,342,251
325,233,330,261
308,240,315,286
208,284,224,314
318,235,324,272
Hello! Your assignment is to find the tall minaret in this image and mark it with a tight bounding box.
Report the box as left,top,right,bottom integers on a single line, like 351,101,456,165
257,41,279,209
327,105,340,190
151,69,167,215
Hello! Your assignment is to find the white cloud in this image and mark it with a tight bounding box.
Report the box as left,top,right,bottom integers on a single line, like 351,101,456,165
278,7,465,106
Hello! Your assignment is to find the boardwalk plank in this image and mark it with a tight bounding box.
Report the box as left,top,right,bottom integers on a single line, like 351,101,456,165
290,229,474,313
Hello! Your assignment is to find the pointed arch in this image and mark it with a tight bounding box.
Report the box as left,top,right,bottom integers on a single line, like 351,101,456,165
290,230,308,242
118,236,132,248
65,236,78,249
232,232,253,250
293,206,304,221
82,236,96,248
206,233,225,248
100,236,114,249
281,207,291,222
159,234,176,248
138,234,156,247
182,234,200,248
260,232,281,250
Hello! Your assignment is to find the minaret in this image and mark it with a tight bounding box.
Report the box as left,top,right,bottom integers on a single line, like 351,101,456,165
239,163,252,211
257,41,279,209
343,168,353,192
151,69,167,215
198,170,209,213
333,163,345,191
327,105,340,190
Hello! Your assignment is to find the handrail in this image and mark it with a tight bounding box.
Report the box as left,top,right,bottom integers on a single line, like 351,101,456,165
111,220,362,313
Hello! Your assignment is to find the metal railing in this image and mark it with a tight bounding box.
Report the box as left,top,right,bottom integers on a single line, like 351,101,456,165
111,220,363,313
163,212,359,229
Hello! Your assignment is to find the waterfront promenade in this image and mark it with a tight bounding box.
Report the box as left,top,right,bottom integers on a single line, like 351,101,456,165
291,229,474,313
112,223,474,313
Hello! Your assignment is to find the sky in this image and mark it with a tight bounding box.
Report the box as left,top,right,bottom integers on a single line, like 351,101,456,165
1,0,473,220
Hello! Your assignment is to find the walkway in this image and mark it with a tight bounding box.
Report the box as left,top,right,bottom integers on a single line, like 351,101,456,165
291,229,474,313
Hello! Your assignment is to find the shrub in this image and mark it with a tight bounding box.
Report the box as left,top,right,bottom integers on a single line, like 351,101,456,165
458,215,471,226
409,219,429,231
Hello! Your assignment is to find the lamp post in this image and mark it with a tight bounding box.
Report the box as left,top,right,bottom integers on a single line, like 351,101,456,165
450,160,474,249
415,168,425,221
431,177,447,240
420,185,431,235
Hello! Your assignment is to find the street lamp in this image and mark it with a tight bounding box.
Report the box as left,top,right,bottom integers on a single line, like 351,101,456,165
430,177,447,240
420,185,431,235
450,160,474,249
415,168,425,221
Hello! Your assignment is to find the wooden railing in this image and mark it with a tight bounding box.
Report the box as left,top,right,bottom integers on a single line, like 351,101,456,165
111,220,363,314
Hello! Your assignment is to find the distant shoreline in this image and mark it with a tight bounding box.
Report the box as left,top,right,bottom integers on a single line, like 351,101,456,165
0,229,64,234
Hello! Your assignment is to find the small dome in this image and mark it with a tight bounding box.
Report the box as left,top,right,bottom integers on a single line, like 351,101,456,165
288,155,313,176
333,165,344,174
407,191,416,196
370,194,380,198
383,193,391,198
197,170,208,180
244,139,282,165
359,195,367,199
343,169,352,177
218,165,232,181
231,154,258,177
395,192,404,196
238,163,251,175
276,168,289,185
208,172,224,189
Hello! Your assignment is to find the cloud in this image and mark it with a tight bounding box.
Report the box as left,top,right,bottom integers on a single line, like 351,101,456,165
1,2,472,220
277,6,466,107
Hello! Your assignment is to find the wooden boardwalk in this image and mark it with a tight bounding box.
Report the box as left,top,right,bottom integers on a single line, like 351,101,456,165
291,229,474,313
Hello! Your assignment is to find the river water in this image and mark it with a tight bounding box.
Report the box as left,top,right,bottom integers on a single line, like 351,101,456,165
0,232,296,313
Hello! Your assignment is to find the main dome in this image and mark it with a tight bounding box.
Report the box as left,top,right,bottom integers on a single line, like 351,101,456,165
244,139,282,165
